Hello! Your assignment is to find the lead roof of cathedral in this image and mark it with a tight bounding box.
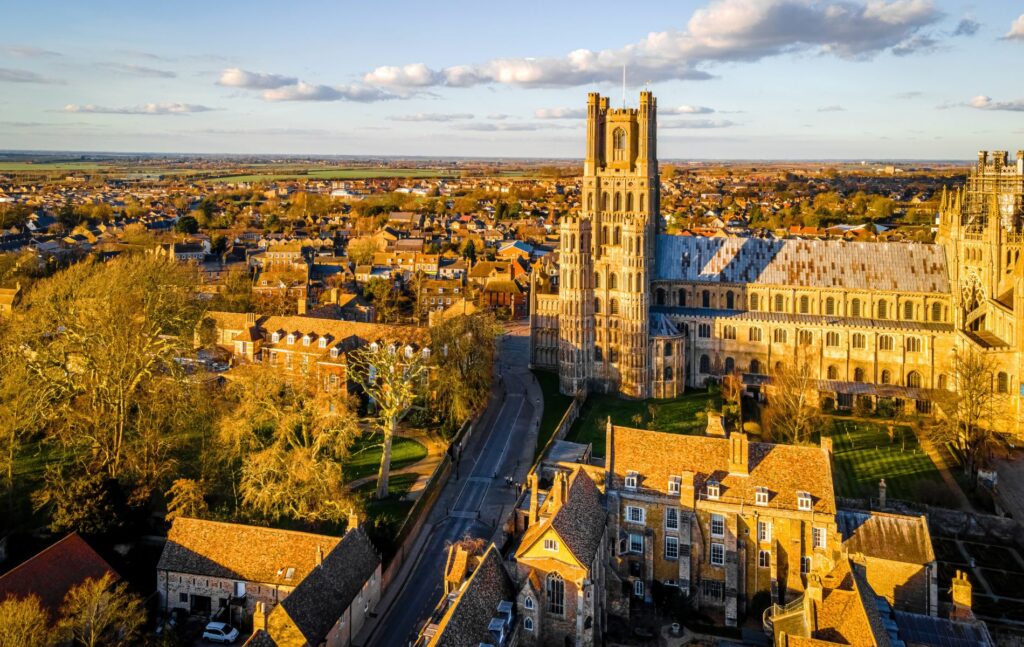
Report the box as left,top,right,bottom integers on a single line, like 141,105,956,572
654,235,949,293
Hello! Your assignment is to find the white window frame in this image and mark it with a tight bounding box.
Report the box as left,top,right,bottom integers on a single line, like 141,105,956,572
318,337,328,349
797,491,812,511
710,514,725,538
757,520,771,543
758,549,771,569
625,506,646,525
665,536,679,560
633,579,644,597
710,542,725,566
524,596,534,610
524,617,534,632
755,486,769,506
624,471,638,490
628,533,644,554
801,556,811,574
665,507,680,531
668,475,681,495
706,481,720,500
813,526,827,550
543,538,558,551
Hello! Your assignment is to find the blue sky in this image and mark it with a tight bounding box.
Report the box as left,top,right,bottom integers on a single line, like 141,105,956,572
1,0,1022,159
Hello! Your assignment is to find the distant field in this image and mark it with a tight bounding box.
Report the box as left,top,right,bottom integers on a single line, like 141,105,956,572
0,161,111,171
208,167,461,182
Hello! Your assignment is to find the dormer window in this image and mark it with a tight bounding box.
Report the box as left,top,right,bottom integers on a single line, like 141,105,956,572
798,491,812,511
755,486,769,506
706,480,720,500
286,334,295,345
668,476,681,495
302,335,312,347
271,332,281,343
624,471,638,490
330,347,340,359
318,337,328,349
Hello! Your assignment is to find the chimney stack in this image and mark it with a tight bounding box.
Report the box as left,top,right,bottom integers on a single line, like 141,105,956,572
728,432,749,476
879,479,887,509
245,312,256,327
549,472,566,510
951,570,975,620
528,473,540,525
348,509,360,532
297,297,307,315
253,602,267,631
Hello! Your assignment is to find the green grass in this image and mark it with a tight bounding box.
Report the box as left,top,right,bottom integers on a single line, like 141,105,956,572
208,168,460,183
0,161,111,171
356,472,418,558
533,370,574,460
567,389,721,457
827,419,951,502
343,434,427,483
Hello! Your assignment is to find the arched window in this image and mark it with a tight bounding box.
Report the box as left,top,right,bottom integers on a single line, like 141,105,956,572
569,234,575,250
852,333,866,349
880,369,891,384
931,302,942,322
906,337,921,353
854,367,865,382
664,344,673,357
997,372,1009,393
614,192,622,211
612,127,626,161
938,373,948,390
640,193,645,212
702,290,711,308
726,291,735,309
903,301,914,321
879,335,894,351
609,273,618,290
723,325,736,340
799,295,810,314
699,354,710,373
724,357,735,373
907,371,922,388
749,327,762,342
773,329,787,344
827,365,838,380
595,346,603,361
594,297,602,314
679,289,687,306
850,298,861,318
698,324,711,338
594,272,601,288
524,596,534,610
750,293,759,311
609,298,620,316
825,297,835,316
750,359,761,374
636,274,642,292
610,347,619,363
774,294,784,312
664,366,673,380
587,193,593,211
524,617,534,632
546,573,565,616
601,192,609,210
877,300,888,319
655,288,665,305
614,226,621,246
626,193,634,212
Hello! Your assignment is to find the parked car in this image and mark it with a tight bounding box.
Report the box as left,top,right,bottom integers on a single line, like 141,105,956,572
202,622,239,644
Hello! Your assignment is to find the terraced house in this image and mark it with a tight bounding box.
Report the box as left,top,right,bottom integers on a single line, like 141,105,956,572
604,422,841,627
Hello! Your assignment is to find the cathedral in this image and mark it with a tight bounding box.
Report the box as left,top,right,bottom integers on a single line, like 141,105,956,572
530,91,1024,436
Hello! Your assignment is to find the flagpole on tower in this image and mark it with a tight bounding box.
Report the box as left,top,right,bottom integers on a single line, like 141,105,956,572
622,64,626,108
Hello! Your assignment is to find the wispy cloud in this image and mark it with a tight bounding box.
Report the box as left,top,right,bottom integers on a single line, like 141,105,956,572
952,18,980,37
361,0,942,90
1005,14,1024,41
3,45,62,58
217,68,297,89
457,122,574,132
894,90,923,99
0,67,62,84
968,95,1024,112
672,105,714,114
389,112,474,122
487,113,513,120
63,102,217,115
817,105,845,112
535,107,585,119
660,119,735,129
101,63,176,78
218,67,396,102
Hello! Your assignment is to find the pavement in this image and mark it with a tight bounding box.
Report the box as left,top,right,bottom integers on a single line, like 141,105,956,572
358,322,543,647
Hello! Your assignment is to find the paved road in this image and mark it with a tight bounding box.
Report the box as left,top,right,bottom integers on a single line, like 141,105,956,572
365,324,541,647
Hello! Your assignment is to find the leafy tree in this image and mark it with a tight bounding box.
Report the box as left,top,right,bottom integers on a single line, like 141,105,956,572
429,313,501,431
0,595,58,647
175,215,199,235
346,237,378,266
59,572,144,647
0,340,46,513
33,464,121,535
461,240,477,264
362,277,400,323
348,342,428,499
165,478,209,521
210,270,255,313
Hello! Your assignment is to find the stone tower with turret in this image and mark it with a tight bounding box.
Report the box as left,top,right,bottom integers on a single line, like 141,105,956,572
557,91,659,397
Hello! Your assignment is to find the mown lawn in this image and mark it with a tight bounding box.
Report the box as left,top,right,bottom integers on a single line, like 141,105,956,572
355,472,419,558
827,419,952,503
532,370,574,460
343,434,427,483
567,388,722,457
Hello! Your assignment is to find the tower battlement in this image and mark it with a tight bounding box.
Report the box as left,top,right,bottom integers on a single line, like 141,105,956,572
976,150,1024,174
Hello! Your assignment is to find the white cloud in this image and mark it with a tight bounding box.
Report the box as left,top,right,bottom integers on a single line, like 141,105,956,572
101,63,176,78
389,112,474,122
817,104,845,112
362,0,942,89
673,105,715,114
0,67,62,84
261,82,393,102
968,95,1024,112
487,113,513,120
535,107,587,119
1006,14,1024,40
3,45,61,58
458,122,574,132
217,68,297,89
660,119,736,129
63,102,216,115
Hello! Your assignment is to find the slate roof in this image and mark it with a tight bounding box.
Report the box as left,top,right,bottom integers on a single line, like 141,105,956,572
654,235,949,293
0,533,117,617
210,311,427,348
157,517,342,587
548,470,606,566
274,527,380,645
836,510,935,566
429,545,514,647
608,425,836,514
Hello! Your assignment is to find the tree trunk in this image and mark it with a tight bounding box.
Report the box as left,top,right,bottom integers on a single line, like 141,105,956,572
376,419,395,500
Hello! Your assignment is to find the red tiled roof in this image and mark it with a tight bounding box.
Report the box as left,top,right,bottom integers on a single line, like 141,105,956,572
0,533,117,616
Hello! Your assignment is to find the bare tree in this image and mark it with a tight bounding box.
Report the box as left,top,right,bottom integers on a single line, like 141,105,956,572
763,352,827,444
59,573,144,647
0,336,47,514
0,595,58,647
349,342,428,499
429,312,501,432
927,348,1004,488
165,478,209,521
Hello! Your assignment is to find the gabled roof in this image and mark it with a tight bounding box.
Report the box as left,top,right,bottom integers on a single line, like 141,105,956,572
836,510,935,565
271,527,380,645
518,469,605,567
157,517,342,587
429,545,514,647
0,533,117,617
